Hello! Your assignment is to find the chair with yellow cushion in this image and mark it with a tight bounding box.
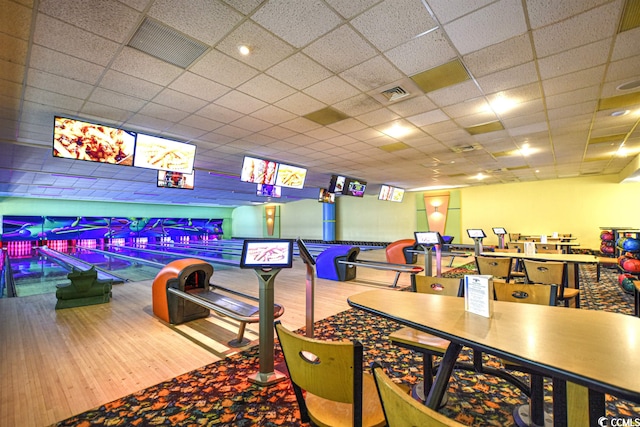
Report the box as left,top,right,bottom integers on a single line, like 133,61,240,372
371,362,465,427
388,275,463,403
522,259,580,308
275,321,385,427
493,281,558,427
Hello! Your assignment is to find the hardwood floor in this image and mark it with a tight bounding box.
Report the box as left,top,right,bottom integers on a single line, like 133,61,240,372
0,249,467,426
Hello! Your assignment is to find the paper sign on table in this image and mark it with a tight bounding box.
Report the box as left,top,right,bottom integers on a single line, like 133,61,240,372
464,275,493,318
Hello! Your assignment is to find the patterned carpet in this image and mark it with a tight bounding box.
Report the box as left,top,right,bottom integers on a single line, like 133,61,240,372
55,263,639,427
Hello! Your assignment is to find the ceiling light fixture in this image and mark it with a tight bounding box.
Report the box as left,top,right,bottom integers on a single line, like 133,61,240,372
383,123,411,138
611,110,630,117
488,94,517,114
238,45,251,56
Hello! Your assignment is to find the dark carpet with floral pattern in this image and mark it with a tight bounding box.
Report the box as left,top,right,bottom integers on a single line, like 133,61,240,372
54,263,639,426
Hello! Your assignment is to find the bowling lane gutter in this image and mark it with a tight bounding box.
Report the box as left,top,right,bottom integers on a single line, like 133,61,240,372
38,247,128,283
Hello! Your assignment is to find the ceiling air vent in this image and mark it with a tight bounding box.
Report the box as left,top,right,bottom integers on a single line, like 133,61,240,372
128,18,209,69
451,144,482,153
380,86,410,102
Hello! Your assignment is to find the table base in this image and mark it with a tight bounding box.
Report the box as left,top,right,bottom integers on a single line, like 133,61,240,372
513,404,553,427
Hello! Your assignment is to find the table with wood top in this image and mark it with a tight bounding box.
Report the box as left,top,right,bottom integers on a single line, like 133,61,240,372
348,289,640,427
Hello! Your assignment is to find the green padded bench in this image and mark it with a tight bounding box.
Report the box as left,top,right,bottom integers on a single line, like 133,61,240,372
55,266,113,309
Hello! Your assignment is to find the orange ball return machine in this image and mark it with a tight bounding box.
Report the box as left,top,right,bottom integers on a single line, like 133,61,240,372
152,258,283,348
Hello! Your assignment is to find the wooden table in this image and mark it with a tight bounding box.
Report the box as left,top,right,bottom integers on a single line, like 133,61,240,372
348,289,640,427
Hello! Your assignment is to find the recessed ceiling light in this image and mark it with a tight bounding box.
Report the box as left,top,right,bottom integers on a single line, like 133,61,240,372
238,45,251,56
616,80,640,91
611,110,629,117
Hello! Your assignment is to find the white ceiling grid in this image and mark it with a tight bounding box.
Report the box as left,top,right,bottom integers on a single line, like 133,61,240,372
0,0,639,206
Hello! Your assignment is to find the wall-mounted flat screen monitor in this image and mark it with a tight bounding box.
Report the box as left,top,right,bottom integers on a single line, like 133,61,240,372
296,238,315,266
328,175,346,194
133,133,196,173
493,227,507,235
275,163,307,189
240,239,294,269
157,170,194,189
53,116,135,165
318,188,335,204
240,156,278,185
344,178,366,197
415,231,443,246
467,229,487,238
379,185,405,202
257,184,281,198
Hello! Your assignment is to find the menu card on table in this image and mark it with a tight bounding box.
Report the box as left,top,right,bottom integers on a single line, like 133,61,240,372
464,275,493,318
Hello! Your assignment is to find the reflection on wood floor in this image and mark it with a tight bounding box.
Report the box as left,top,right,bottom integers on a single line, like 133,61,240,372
0,248,468,426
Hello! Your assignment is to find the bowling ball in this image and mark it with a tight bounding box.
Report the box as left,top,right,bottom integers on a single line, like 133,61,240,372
600,231,614,241
600,244,614,254
621,277,635,294
623,258,640,273
619,273,633,285
623,238,640,252
617,237,627,248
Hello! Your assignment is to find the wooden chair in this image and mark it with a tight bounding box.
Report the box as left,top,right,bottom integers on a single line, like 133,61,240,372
508,233,521,242
493,282,557,427
371,362,465,427
535,243,561,253
522,259,580,308
274,321,385,427
388,275,463,403
475,255,514,283
536,248,562,254
493,248,526,280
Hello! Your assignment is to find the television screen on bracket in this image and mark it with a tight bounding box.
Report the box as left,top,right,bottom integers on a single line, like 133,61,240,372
275,163,307,189
157,170,194,189
240,156,278,185
344,178,367,197
257,184,281,198
53,116,135,166
134,133,196,174
328,174,346,194
318,188,335,203
378,185,405,202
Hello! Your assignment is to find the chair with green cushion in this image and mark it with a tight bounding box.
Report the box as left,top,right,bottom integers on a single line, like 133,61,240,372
55,266,113,309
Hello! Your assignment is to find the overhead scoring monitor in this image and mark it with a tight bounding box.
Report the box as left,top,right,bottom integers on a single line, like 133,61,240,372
240,239,294,269
467,229,487,239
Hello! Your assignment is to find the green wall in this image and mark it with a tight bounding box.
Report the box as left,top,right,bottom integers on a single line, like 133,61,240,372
0,197,234,238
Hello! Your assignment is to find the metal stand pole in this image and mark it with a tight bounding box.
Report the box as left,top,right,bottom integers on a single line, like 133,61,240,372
247,268,287,386
305,263,315,338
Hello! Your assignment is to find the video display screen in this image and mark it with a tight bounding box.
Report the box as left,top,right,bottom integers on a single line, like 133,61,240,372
240,239,294,269
158,170,194,190
241,156,278,185
275,163,307,189
344,178,366,197
296,238,315,265
467,229,487,238
257,184,281,198
53,116,135,165
134,133,196,174
328,175,346,194
415,231,443,245
378,185,405,202
492,227,507,235
318,188,335,204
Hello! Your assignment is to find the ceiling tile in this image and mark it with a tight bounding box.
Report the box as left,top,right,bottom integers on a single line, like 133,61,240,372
148,0,243,46
303,24,377,73
444,0,527,55
215,20,295,71
350,0,438,51
251,0,342,48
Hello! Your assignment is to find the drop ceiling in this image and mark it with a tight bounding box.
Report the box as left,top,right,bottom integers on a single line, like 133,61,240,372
1,0,640,207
